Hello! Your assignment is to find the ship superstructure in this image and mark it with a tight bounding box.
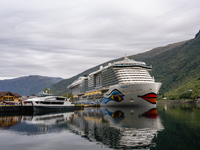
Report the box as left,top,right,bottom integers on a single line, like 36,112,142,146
68,55,162,107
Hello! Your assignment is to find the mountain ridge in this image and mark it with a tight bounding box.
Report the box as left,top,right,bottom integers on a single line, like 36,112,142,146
0,75,63,96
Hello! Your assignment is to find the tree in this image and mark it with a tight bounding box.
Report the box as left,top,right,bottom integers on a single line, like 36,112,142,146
62,92,74,101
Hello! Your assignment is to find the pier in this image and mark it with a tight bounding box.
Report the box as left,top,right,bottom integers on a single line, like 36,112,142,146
0,104,87,113
0,105,22,112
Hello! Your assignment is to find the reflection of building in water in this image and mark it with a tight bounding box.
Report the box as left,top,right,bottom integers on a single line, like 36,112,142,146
0,116,21,128
69,107,164,149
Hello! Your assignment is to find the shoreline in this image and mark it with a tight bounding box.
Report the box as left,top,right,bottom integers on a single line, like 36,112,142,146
157,99,198,104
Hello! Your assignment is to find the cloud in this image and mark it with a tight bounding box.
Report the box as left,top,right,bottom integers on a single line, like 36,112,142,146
0,0,200,79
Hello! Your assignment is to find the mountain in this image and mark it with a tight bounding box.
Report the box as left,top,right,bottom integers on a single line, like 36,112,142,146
0,75,63,96
51,30,200,99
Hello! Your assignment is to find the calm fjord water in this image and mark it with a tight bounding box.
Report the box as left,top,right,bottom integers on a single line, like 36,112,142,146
0,103,200,150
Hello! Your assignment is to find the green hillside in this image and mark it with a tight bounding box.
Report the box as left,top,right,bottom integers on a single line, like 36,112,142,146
51,30,200,100
163,77,200,100
145,30,200,99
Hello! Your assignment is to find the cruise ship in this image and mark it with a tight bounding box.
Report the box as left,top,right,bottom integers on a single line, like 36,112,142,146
68,55,162,107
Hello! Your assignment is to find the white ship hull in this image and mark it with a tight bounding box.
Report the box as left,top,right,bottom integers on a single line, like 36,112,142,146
23,96,82,112
77,82,162,108
32,101,82,112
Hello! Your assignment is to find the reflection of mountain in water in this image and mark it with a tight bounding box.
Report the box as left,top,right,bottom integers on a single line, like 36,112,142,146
69,107,164,149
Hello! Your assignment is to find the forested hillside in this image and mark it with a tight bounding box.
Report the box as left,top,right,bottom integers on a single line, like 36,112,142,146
146,30,200,99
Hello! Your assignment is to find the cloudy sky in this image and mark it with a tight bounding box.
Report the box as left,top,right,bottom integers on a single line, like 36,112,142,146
0,0,200,80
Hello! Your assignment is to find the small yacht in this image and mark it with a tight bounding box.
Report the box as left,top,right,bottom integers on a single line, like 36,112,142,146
22,96,81,111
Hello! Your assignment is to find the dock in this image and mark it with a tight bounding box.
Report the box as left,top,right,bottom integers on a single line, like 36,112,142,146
0,105,22,112
83,104,100,107
0,103,100,114
0,105,84,114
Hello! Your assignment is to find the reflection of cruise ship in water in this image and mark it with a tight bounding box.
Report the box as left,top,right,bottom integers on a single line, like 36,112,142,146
68,107,164,149
68,55,162,107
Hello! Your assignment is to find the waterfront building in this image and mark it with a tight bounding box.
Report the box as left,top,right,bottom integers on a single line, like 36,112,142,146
0,91,22,104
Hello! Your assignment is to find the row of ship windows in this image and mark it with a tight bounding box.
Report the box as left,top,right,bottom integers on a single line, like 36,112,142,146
102,74,117,80
117,77,152,79
102,79,118,83
102,68,114,72
117,74,151,76
102,74,116,78
102,78,118,83
116,69,151,72
114,68,147,70
114,66,146,68
119,77,152,80
102,77,117,81
118,74,149,76
102,78,118,84
116,74,151,77
102,72,116,77
114,63,143,65
118,76,152,79
102,81,119,87
120,81,153,83
118,75,152,78
119,79,153,81
116,71,148,74
116,72,148,74
116,69,147,71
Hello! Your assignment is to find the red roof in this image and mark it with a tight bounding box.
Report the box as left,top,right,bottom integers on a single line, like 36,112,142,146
0,91,21,97
13,93,22,97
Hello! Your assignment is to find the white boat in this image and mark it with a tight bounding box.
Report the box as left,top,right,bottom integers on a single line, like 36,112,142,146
68,55,162,107
22,96,82,111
